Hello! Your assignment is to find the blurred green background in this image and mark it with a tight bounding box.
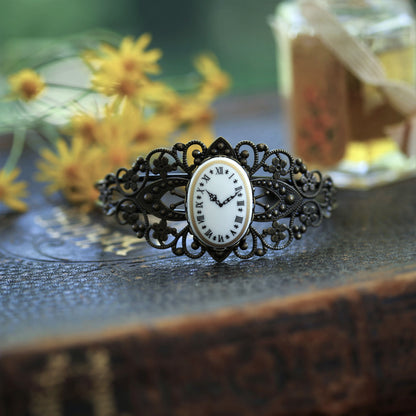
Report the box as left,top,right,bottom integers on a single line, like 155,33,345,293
0,0,280,95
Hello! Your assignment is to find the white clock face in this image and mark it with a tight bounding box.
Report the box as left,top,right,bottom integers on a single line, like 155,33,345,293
186,157,253,249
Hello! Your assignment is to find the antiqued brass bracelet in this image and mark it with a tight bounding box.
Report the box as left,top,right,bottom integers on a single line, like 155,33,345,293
96,137,335,262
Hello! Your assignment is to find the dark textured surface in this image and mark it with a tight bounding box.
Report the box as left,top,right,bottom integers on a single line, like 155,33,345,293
1,94,416,351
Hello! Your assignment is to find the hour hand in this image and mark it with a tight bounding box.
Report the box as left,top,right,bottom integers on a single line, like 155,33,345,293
206,190,222,207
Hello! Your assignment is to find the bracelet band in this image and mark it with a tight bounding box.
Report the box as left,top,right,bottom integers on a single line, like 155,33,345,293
96,137,336,262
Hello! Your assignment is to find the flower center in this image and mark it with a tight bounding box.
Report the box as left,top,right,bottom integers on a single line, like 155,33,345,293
135,130,150,143
64,165,80,182
117,78,138,97
79,121,97,142
122,58,138,72
21,79,40,100
110,149,129,167
197,109,214,124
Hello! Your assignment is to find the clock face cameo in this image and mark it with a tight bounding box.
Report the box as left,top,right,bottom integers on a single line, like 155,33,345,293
186,157,253,249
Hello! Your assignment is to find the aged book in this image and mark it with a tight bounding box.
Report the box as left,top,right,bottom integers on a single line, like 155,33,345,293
1,95,416,415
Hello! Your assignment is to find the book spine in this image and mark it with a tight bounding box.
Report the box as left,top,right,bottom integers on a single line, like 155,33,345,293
1,274,416,416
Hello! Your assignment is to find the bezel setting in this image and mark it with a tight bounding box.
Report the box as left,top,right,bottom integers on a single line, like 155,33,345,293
97,137,335,262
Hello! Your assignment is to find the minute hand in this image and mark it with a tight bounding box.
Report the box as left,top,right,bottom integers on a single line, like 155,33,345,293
220,191,240,206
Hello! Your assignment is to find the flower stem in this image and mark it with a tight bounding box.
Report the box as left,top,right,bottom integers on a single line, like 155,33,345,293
32,54,80,70
4,127,26,172
38,123,59,145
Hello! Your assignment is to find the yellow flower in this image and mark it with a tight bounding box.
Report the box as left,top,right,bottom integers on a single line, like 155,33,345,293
134,113,176,147
69,112,101,144
84,34,165,107
176,121,215,145
90,60,169,107
194,54,230,102
97,106,155,170
118,102,176,153
179,99,215,127
159,92,216,147
8,69,45,102
162,93,214,125
37,137,108,211
84,34,162,77
62,157,107,212
0,168,28,212
170,98,216,151
37,138,96,193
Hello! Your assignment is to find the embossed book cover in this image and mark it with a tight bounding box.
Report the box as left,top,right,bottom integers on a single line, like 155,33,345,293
1,141,416,414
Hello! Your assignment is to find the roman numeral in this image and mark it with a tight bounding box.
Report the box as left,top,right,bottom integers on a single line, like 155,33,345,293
235,186,242,192
202,174,210,182
230,229,237,236
196,188,205,193
215,166,223,175
196,201,203,208
197,215,205,224
235,216,243,224
218,235,224,243
237,200,245,206
205,229,213,238
228,173,235,179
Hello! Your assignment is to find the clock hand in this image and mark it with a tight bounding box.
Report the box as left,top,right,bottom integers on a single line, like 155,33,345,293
221,190,240,206
206,190,222,207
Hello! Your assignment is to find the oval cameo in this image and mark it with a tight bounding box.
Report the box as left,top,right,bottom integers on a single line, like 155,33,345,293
186,157,253,248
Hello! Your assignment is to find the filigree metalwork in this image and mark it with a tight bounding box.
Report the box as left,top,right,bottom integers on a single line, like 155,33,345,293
96,137,336,262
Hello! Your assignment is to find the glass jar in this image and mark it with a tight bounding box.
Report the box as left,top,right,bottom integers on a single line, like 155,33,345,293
271,0,416,188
